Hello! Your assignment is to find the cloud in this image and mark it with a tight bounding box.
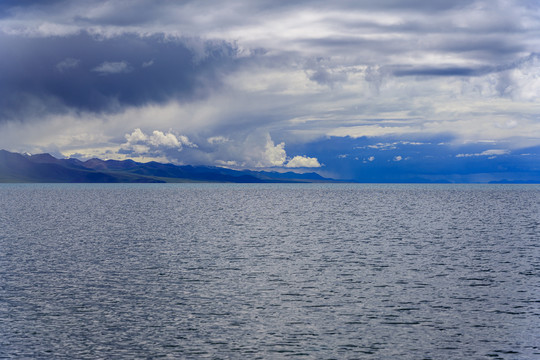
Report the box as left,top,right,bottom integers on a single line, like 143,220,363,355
92,61,132,75
221,133,322,168
262,137,286,167
367,142,398,150
124,129,320,169
125,127,147,143
114,128,323,169
480,149,510,156
285,155,321,168
456,149,510,157
215,160,238,167
177,135,196,148
142,59,154,67
0,0,538,180
393,66,480,77
119,128,195,161
207,136,229,144
0,32,241,120
289,135,540,182
56,57,80,72
305,59,349,87
148,130,181,148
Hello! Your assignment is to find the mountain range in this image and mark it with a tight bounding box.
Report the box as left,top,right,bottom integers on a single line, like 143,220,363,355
0,150,339,183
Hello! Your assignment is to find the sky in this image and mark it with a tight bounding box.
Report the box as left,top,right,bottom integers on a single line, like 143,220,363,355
0,0,539,182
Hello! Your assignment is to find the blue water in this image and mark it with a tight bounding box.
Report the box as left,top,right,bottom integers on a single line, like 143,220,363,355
1,184,539,359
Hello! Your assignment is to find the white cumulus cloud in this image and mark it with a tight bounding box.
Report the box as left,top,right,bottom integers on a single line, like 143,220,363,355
178,135,196,148
125,128,147,143
121,128,196,159
206,132,320,169
149,130,181,148
285,155,321,168
263,138,287,167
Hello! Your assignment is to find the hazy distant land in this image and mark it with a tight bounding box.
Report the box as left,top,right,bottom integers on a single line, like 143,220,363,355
0,150,339,184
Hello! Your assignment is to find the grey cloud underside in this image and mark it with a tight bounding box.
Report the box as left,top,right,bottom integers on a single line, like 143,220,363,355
392,52,540,77
0,1,538,151
0,0,476,23
0,32,238,121
299,33,526,66
3,0,534,42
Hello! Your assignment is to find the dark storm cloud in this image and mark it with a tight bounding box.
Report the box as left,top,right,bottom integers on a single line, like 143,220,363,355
0,32,239,121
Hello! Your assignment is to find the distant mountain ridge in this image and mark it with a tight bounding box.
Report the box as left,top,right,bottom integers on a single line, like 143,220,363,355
0,150,339,183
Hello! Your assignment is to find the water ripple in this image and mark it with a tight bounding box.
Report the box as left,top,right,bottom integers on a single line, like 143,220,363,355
0,183,539,359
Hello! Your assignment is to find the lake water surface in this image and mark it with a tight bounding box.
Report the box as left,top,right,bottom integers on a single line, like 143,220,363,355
1,184,539,359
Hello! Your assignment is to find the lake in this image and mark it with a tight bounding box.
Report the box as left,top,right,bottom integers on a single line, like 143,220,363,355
1,184,539,359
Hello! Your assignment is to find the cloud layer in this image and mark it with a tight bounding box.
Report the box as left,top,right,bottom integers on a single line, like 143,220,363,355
0,0,538,179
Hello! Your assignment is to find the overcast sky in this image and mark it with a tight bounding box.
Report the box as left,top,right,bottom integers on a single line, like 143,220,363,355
0,0,539,181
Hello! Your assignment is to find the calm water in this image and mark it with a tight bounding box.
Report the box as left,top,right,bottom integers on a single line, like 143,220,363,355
0,184,539,359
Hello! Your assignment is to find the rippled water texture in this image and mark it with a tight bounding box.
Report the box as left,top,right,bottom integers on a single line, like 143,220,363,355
1,184,539,359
